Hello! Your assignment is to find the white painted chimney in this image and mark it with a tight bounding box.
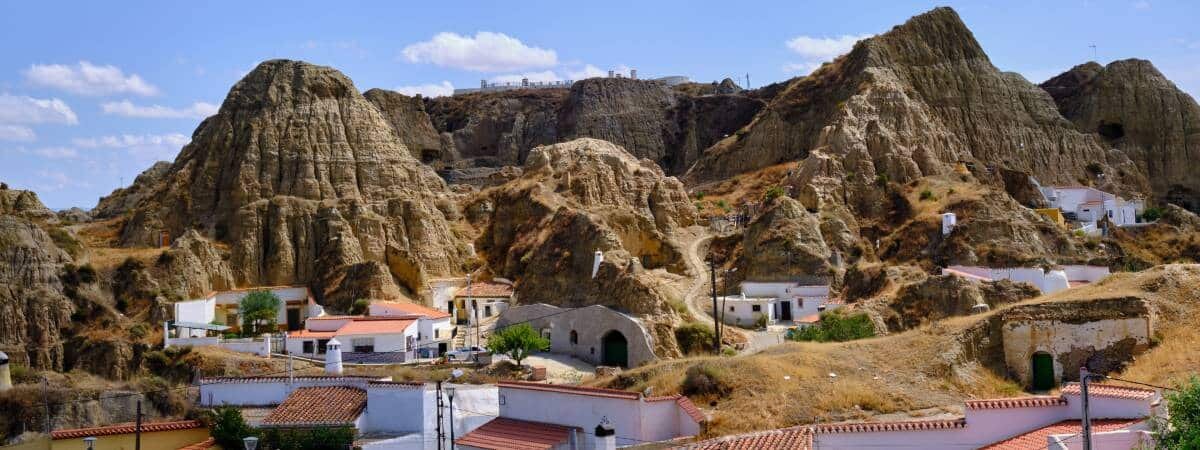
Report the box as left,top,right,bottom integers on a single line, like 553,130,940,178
325,338,343,375
630,69,637,80
0,351,11,391
592,251,604,278
594,417,616,450
941,212,957,236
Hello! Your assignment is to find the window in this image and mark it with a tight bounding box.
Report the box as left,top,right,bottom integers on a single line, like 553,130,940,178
352,337,375,353
751,305,762,312
484,305,493,317
729,306,735,312
1108,210,1114,218
303,341,314,354
570,330,578,345
317,339,329,355
434,329,440,339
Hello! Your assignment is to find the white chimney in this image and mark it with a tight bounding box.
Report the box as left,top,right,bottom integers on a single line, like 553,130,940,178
594,417,616,450
630,69,637,80
592,251,604,278
941,212,957,236
607,70,614,78
0,351,11,392
325,338,343,375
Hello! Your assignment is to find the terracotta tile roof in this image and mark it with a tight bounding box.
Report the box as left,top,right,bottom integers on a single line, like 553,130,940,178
1060,383,1158,400
671,426,811,450
51,420,204,440
306,315,359,321
965,395,1066,410
498,380,641,400
367,380,426,389
456,281,514,298
177,437,217,450
814,418,967,434
372,301,452,319
981,419,1142,449
262,386,366,427
288,329,336,339
198,375,379,384
336,318,416,336
454,417,577,450
676,396,706,423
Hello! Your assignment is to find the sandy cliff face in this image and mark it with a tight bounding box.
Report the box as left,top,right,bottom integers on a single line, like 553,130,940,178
1042,59,1200,211
475,138,695,315
92,162,171,219
0,215,74,369
117,60,471,304
363,88,445,163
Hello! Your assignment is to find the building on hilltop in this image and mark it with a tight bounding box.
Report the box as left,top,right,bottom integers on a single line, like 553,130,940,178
451,68,690,95
1038,185,1145,230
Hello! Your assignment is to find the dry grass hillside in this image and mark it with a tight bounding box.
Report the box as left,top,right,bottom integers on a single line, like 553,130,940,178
592,264,1200,438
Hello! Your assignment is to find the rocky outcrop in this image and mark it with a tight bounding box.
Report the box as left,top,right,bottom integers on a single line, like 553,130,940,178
873,274,1039,331
733,197,832,282
0,187,56,221
92,161,171,219
1041,59,1200,211
687,7,1146,204
476,138,695,315
363,88,445,164
117,60,471,302
425,88,567,167
0,216,74,369
154,230,235,299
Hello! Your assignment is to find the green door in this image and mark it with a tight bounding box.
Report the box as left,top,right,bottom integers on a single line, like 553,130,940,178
1032,353,1055,390
602,331,629,368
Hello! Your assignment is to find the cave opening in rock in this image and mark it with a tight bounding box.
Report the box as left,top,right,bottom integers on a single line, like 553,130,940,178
1097,122,1125,140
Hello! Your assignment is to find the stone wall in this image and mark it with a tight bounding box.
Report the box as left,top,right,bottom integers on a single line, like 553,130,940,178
495,304,658,368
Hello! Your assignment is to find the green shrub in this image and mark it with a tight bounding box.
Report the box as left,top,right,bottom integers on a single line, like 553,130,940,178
754,313,768,329
682,363,732,397
486,324,549,366
674,322,715,355
1140,207,1163,222
48,227,82,257
129,323,149,340
874,174,889,187
919,190,935,201
1085,162,1104,175
349,298,371,315
259,427,354,449
763,185,786,202
1156,375,1200,448
209,406,256,449
787,311,876,343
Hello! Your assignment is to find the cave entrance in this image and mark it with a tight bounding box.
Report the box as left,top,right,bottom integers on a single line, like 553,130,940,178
601,330,629,368
1032,351,1055,391
1097,122,1125,140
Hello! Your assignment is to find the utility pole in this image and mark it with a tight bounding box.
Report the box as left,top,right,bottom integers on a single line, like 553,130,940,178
135,399,143,450
435,380,445,450
709,258,720,353
42,376,50,434
745,73,750,89
1080,367,1093,450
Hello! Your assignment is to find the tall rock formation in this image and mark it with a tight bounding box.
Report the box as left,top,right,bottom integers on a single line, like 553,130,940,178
118,60,471,305
1041,59,1200,210
363,88,446,164
686,7,1147,204
0,215,74,369
92,161,172,219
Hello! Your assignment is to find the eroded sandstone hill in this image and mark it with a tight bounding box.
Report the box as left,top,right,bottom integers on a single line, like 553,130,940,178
117,60,472,307
686,7,1147,200
1041,59,1200,210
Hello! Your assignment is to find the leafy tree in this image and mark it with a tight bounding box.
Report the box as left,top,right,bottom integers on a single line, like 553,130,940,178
787,311,876,343
209,406,256,449
486,324,549,366
1140,207,1164,222
1157,376,1200,448
349,298,371,315
239,290,282,336
763,185,786,202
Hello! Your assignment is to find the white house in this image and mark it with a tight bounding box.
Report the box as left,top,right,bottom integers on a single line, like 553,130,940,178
286,316,419,362
197,375,497,450
447,281,513,326
172,285,325,336
456,381,704,449
1040,185,1144,227
720,282,838,327
369,301,456,357
942,265,1110,295
672,383,1161,450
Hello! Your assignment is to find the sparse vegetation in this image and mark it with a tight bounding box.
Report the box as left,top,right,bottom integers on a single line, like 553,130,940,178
674,322,716,355
47,227,82,257
763,185,786,202
682,363,732,398
919,189,935,201
874,174,889,187
349,298,370,315
787,311,876,343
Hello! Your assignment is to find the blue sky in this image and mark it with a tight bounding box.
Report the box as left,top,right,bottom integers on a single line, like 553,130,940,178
2,0,1198,210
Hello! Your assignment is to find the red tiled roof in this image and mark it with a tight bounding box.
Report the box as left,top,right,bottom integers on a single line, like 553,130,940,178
306,315,359,321
261,386,367,427
51,420,204,440
455,417,577,450
981,419,1143,449
671,426,811,450
372,301,452,319
677,396,706,423
498,381,641,400
198,375,378,384
177,437,217,450
814,418,967,434
336,318,416,336
456,282,514,298
288,329,336,339
965,395,1066,410
1060,383,1158,400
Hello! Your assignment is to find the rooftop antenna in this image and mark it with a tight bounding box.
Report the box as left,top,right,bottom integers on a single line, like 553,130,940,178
1089,44,1097,61
745,73,751,89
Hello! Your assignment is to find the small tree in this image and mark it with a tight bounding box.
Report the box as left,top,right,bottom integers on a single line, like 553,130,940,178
349,298,371,315
239,290,282,336
486,324,549,366
1157,376,1200,448
209,406,256,449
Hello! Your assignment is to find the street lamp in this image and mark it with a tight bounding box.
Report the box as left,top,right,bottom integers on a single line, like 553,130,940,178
446,386,458,449
83,437,96,450
242,436,258,450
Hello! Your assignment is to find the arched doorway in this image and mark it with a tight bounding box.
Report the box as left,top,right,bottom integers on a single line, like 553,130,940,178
1032,352,1055,391
601,330,629,368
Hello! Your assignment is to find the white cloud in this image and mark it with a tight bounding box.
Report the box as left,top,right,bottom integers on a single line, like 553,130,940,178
32,147,78,159
566,64,608,80
0,93,78,124
783,34,873,75
1133,1,1151,10
72,133,190,161
0,125,36,142
100,100,218,119
23,61,159,96
401,31,557,72
394,81,455,98
32,169,90,192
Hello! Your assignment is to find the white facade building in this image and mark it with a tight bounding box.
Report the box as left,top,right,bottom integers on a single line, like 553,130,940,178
369,301,456,357
171,285,325,336
286,316,419,362
943,265,1110,295
1040,186,1144,227
720,282,838,327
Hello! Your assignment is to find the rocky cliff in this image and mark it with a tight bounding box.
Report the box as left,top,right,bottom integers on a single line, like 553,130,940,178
686,7,1146,203
474,138,695,315
1041,59,1200,210
363,88,445,164
117,60,472,306
0,215,74,369
92,161,171,219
